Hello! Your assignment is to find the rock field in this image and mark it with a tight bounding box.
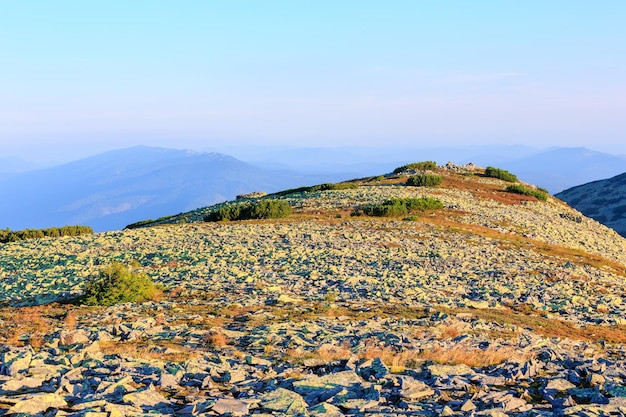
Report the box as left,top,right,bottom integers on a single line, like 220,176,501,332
1,167,626,416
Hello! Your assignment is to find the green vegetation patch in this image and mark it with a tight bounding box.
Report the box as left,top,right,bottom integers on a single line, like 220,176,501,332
82,263,162,306
406,174,443,187
205,199,292,222
269,182,358,197
484,166,518,182
0,225,93,243
357,197,443,217
505,184,548,201
393,161,437,174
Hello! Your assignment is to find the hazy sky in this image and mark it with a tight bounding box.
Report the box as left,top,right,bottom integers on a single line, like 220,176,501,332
1,1,625,163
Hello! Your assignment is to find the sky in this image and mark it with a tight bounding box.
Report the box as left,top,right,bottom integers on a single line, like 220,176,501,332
1,1,625,164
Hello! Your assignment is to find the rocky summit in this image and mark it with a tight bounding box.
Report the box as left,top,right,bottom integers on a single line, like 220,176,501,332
1,163,626,416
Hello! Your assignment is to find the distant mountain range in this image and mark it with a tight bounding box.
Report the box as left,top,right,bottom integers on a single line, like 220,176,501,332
0,146,344,232
556,172,626,237
1,144,624,233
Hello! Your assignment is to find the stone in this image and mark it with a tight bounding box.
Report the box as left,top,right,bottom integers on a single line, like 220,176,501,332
212,398,254,416
397,376,435,400
310,402,345,416
7,393,67,415
439,405,454,416
123,388,172,412
545,378,576,391
359,358,389,381
1,376,46,393
3,351,32,376
428,363,474,378
460,399,476,412
59,329,90,346
260,388,309,415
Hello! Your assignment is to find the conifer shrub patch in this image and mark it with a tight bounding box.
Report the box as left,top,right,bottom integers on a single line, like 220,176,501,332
484,167,518,182
393,161,437,174
406,174,443,187
269,182,358,197
0,225,93,243
505,184,548,201
205,199,292,222
357,197,443,217
82,263,162,306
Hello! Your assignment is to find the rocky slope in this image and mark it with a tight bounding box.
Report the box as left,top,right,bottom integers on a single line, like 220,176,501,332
557,172,626,237
0,163,625,416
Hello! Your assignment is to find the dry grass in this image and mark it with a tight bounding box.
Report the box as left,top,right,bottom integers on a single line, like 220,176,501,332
359,338,529,369
447,307,626,344
202,331,232,348
0,305,57,348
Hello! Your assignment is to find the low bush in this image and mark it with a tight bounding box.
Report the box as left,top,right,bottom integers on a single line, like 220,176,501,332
82,264,162,306
393,161,437,174
484,166,518,182
205,199,292,222
505,184,548,201
359,197,443,217
406,174,443,187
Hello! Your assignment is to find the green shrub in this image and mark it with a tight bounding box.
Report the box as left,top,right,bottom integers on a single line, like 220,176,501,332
360,197,443,217
82,263,161,306
505,184,548,201
484,166,518,182
393,161,437,174
0,225,93,243
269,182,358,197
205,199,292,222
406,174,443,187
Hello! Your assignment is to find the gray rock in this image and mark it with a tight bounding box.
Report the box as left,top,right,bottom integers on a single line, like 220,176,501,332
358,358,389,381
123,387,172,413
211,398,254,416
396,376,435,400
0,376,46,393
7,393,67,415
428,363,474,378
460,399,476,412
545,378,576,391
309,402,345,416
3,351,32,376
59,329,90,346
260,388,309,415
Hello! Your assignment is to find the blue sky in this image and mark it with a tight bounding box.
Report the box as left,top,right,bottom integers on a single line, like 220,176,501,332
1,1,625,162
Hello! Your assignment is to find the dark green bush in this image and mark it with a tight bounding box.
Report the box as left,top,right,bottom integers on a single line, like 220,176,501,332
205,199,292,222
82,263,161,306
484,166,518,182
270,182,358,197
406,174,443,187
360,197,443,217
0,225,93,243
393,161,437,174
505,184,548,201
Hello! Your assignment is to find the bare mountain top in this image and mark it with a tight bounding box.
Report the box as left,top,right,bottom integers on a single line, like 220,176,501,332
557,172,626,237
1,162,626,415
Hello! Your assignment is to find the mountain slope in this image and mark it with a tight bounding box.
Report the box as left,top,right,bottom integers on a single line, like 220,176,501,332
556,171,626,237
1,163,626,415
0,146,344,232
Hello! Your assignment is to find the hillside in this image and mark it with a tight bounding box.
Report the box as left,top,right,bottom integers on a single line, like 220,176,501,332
0,146,344,232
0,163,626,415
557,172,626,238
